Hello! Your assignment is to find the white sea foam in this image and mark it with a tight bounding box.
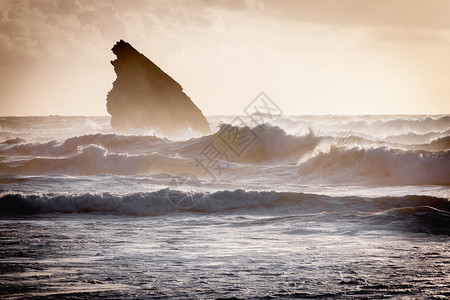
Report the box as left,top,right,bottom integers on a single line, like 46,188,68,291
297,147,450,185
1,117,448,186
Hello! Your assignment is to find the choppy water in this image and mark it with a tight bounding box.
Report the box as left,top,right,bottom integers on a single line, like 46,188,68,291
0,115,449,298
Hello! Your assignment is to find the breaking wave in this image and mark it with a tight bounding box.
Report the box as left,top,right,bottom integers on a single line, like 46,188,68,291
0,189,447,214
1,123,448,183
309,115,450,136
0,144,195,176
0,133,166,156
298,147,450,185
1,190,448,234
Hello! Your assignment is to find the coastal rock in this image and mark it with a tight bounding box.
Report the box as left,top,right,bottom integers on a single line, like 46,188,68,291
106,40,210,135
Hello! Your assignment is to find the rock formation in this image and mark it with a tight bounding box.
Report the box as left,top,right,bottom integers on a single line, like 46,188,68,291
106,40,210,135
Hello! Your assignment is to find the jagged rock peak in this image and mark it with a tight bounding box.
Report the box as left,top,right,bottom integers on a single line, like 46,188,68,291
106,40,210,135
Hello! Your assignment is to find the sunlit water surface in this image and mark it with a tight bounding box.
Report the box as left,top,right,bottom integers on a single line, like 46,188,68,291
1,213,449,299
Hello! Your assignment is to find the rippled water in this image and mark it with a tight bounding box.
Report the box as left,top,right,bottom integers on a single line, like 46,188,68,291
1,214,449,299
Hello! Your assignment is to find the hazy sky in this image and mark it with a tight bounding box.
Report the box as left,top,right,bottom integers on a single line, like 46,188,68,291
1,0,449,116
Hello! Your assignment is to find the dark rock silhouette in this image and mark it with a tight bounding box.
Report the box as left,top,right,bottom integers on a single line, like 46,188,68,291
106,40,210,134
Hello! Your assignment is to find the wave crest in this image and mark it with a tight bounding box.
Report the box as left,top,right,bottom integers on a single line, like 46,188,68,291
298,147,450,185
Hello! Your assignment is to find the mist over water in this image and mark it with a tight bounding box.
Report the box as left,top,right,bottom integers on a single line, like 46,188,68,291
1,115,449,298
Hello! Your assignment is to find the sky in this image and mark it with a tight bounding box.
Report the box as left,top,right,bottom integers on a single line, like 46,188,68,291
0,0,449,116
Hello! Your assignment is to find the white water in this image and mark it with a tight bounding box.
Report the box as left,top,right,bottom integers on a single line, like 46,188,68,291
0,115,449,298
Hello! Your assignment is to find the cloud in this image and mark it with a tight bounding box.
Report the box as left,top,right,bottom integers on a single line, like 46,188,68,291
3,0,448,69
0,0,239,68
0,0,126,66
257,0,450,30
252,0,450,46
372,29,448,45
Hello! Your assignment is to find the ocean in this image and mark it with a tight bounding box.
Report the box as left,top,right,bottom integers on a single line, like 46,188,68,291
0,114,449,299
